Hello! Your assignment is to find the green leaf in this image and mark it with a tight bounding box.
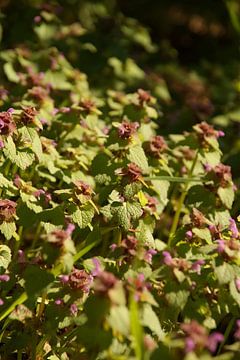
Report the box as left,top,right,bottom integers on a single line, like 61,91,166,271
107,305,130,336
127,145,149,172
0,174,14,188
215,263,235,285
0,221,16,240
3,62,19,82
229,280,240,307
111,201,143,230
19,127,43,160
23,265,54,297
165,289,189,310
142,304,164,340
70,203,95,229
0,245,11,269
136,216,155,247
218,186,235,209
192,227,212,244
3,137,34,170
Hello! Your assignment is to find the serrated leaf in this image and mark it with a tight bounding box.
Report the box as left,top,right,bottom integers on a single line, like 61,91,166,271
19,127,43,160
107,305,130,336
142,304,164,340
3,137,34,170
215,263,235,285
230,280,240,307
192,227,212,244
111,201,143,230
0,245,11,269
70,203,95,228
165,289,189,310
218,186,234,209
0,221,16,240
127,145,148,172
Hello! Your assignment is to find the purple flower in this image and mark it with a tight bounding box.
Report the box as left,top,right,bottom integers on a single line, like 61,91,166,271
234,320,240,340
216,239,225,253
162,251,173,266
52,108,59,115
118,120,139,139
34,15,41,23
59,275,69,283
60,107,71,113
0,111,16,136
0,199,17,222
236,278,240,292
191,259,205,275
69,268,93,292
185,337,196,353
144,249,157,264
0,298,4,306
186,230,193,239
204,163,212,172
109,243,117,251
70,303,78,316
0,140,4,149
207,332,224,353
91,257,102,276
0,274,10,282
55,299,63,305
229,218,239,238
218,130,225,137
66,223,75,236
18,250,26,263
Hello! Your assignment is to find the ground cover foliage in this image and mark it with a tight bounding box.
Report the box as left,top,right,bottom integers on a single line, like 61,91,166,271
0,0,240,359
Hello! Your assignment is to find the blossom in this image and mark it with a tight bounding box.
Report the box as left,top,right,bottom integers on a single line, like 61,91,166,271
118,120,139,139
146,135,167,157
0,299,4,306
55,299,63,305
186,230,193,239
144,249,157,264
191,259,205,275
207,332,224,353
0,274,10,282
70,303,78,316
235,278,240,292
93,271,118,295
181,320,223,354
137,88,152,105
0,111,16,136
0,199,17,222
74,181,93,197
21,106,38,125
116,163,143,182
68,268,93,292
91,257,101,276
234,319,240,340
59,274,69,284
216,239,225,253
229,218,239,239
162,251,173,266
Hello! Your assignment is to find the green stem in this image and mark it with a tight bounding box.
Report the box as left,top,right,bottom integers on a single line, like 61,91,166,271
167,150,199,247
36,292,47,319
217,316,235,355
29,223,42,251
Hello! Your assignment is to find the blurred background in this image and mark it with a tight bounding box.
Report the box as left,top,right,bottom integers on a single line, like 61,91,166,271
0,0,240,210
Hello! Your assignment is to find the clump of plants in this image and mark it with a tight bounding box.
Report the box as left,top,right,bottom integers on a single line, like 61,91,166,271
0,1,240,360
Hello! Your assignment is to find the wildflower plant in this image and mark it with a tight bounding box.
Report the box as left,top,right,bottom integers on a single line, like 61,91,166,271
0,1,239,360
